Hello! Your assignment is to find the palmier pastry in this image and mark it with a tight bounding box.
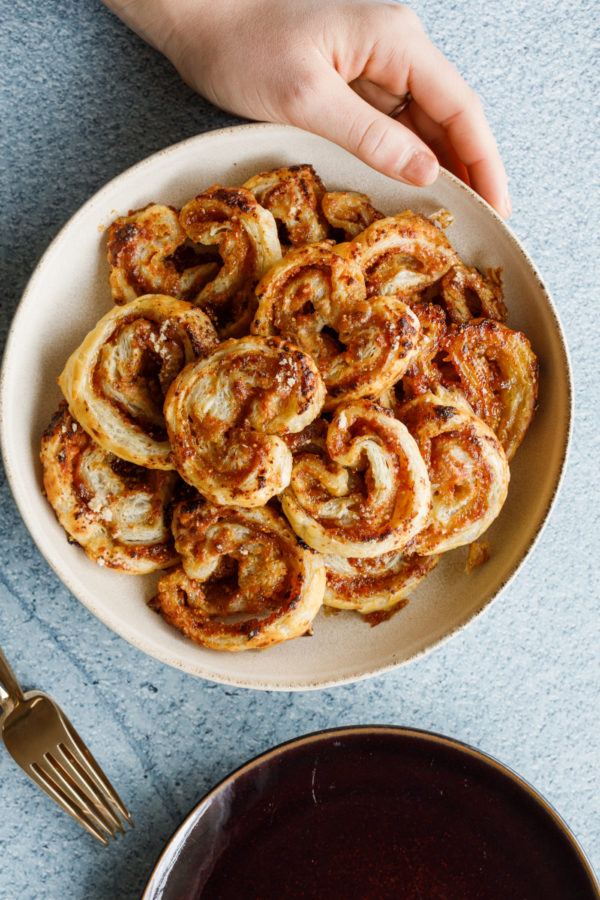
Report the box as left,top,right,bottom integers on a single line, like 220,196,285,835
179,185,281,336
321,190,384,239
243,164,329,246
58,294,218,469
164,335,326,507
280,400,431,558
398,390,510,555
323,550,439,614
41,404,179,573
107,203,218,305
338,210,458,295
441,318,538,460
440,264,507,324
398,302,448,399
252,242,421,407
150,500,325,651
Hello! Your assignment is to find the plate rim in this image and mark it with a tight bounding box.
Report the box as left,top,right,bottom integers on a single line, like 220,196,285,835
141,723,598,899
0,123,574,690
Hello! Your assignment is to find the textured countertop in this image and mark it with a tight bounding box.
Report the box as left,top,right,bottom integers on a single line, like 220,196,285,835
1,1,598,897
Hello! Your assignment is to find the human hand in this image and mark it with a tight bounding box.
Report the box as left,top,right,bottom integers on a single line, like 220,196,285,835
103,0,510,216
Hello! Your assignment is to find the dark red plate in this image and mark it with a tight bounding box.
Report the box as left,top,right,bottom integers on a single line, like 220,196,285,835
143,726,598,900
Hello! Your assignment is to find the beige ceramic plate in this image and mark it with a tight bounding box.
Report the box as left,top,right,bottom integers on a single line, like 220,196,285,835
0,124,571,690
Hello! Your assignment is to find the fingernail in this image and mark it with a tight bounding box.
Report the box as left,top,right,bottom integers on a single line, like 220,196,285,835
504,187,512,217
399,151,438,185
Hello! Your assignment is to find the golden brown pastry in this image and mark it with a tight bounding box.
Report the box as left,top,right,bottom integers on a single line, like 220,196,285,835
280,400,431,557
441,318,539,460
397,389,510,555
321,190,384,239
58,294,218,470
41,404,179,573
164,335,326,507
323,550,439,614
243,164,329,246
150,500,325,651
337,210,459,295
398,301,448,399
440,264,507,324
107,203,218,305
252,242,421,408
179,185,281,336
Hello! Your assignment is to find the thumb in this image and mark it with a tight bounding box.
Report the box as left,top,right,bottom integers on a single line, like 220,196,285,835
288,68,439,185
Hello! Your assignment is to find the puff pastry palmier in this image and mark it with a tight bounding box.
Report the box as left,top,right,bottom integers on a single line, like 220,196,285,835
338,211,459,295
280,400,431,558
107,203,218,305
150,500,325,651
179,186,281,336
441,318,538,460
398,302,448,400
440,264,507,324
398,390,510,555
58,294,218,469
243,164,329,246
323,550,439,614
41,404,179,573
252,243,421,407
164,335,326,507
321,190,384,239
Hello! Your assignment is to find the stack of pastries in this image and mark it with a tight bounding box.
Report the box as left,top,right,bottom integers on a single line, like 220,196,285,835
41,164,538,652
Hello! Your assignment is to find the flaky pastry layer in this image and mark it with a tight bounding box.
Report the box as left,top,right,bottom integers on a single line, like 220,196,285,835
41,404,179,573
58,294,218,469
440,318,539,460
323,550,439,614
252,242,421,407
107,203,218,305
151,500,325,651
243,164,329,246
337,210,459,295
179,185,281,336
281,399,431,557
321,190,384,239
164,335,326,507
398,389,510,555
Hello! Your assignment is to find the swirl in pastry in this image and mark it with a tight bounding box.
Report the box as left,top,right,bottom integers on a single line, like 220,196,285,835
252,242,421,407
321,190,384,239
399,301,448,399
323,550,439,614
107,203,218,305
337,211,459,295
397,390,510,555
58,294,218,469
243,164,329,246
164,335,326,507
150,500,325,651
179,186,281,336
441,318,539,460
280,400,431,557
40,404,179,573
440,263,507,324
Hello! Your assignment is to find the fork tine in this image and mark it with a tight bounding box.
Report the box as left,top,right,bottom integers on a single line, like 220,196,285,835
55,743,125,834
44,749,123,836
58,714,133,826
34,754,118,840
28,761,110,846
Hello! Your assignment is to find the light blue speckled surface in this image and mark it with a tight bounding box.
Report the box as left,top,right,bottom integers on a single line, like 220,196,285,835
1,1,599,897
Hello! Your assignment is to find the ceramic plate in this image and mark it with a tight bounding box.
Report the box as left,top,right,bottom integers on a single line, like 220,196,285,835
142,726,598,899
0,124,571,689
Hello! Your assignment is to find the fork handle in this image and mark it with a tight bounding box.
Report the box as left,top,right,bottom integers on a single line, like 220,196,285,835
0,646,25,707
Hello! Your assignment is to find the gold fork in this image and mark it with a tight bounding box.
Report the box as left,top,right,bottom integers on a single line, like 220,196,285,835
0,646,133,845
